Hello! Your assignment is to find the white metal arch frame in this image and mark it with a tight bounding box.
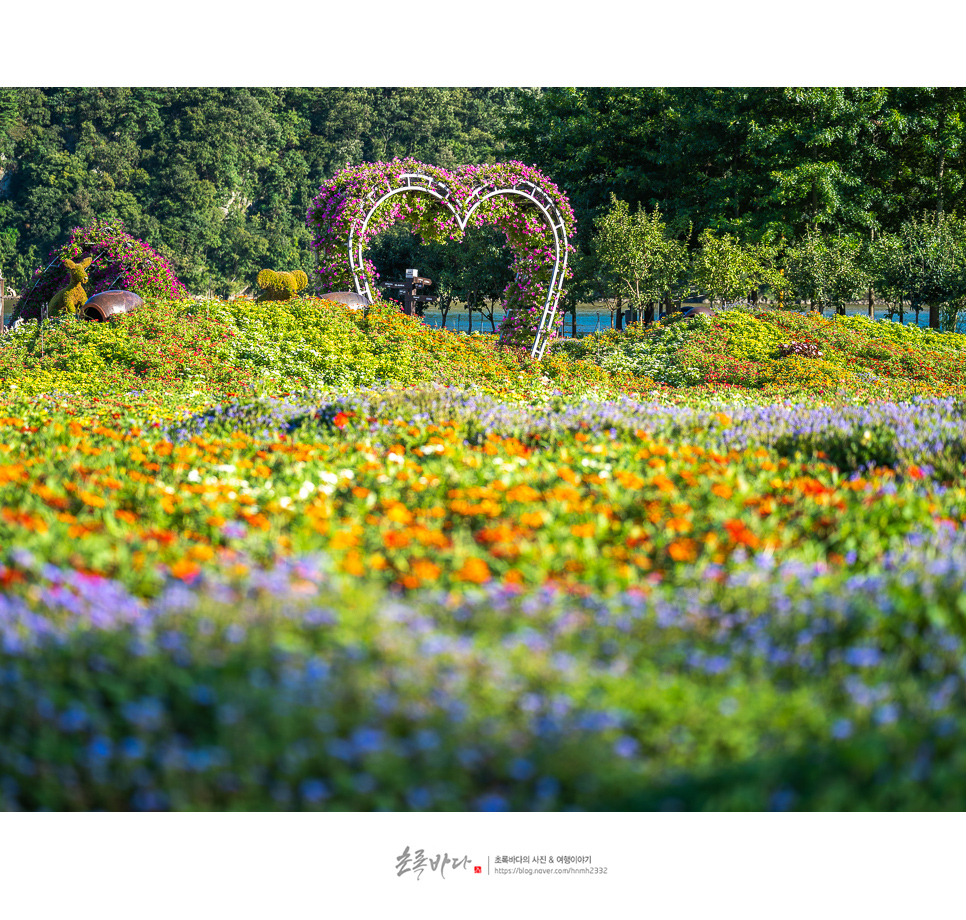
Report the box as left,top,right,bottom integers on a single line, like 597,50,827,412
346,172,569,359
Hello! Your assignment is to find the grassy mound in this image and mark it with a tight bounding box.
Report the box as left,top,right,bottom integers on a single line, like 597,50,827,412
0,296,653,403
554,308,966,401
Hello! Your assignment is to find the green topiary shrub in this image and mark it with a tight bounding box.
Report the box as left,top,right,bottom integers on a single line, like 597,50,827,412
255,269,309,302
47,256,92,317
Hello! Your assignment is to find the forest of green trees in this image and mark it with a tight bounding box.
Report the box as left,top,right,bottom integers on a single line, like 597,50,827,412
1,87,965,321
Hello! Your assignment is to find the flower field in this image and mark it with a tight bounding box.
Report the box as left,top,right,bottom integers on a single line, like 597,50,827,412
3,297,966,810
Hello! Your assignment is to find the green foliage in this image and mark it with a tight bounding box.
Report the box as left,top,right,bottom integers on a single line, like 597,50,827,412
0,89,520,296
784,231,869,314
690,231,775,305
593,195,688,313
507,88,966,241
47,256,93,317
870,214,966,329
255,269,309,302
0,296,654,403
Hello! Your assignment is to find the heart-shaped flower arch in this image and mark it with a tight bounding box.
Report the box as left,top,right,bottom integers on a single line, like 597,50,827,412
307,159,575,358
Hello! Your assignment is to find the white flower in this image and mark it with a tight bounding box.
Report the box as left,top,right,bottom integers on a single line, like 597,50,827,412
319,471,338,485
387,452,404,464
298,481,316,500
187,470,201,483
279,497,292,509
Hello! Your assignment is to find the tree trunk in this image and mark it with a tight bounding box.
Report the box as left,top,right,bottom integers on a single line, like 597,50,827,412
930,302,941,330
867,287,874,319
644,302,655,325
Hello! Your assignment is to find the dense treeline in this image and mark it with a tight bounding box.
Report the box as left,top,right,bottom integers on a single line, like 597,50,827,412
504,88,966,245
1,87,965,309
0,88,520,295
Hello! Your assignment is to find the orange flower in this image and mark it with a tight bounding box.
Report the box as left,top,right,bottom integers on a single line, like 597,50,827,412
455,557,491,584
2,509,49,533
115,509,138,524
241,512,270,531
667,538,698,562
614,470,646,489
78,490,106,509
386,505,413,524
412,559,441,581
383,530,411,549
170,560,201,581
723,518,761,549
333,412,349,429
330,529,360,549
666,517,692,534
711,483,733,499
570,523,595,538
340,550,365,576
506,484,541,503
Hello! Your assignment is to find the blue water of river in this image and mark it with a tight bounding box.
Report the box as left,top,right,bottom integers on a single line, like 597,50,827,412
419,306,946,338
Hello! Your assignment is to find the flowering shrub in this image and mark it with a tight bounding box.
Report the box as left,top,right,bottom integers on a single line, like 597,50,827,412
12,219,186,324
779,341,824,359
307,159,576,349
0,296,652,403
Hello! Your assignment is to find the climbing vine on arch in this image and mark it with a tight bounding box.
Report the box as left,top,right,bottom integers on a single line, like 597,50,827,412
307,159,575,352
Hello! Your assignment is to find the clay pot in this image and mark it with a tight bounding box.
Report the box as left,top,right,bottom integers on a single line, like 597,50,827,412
679,304,715,319
321,291,368,309
81,290,145,321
